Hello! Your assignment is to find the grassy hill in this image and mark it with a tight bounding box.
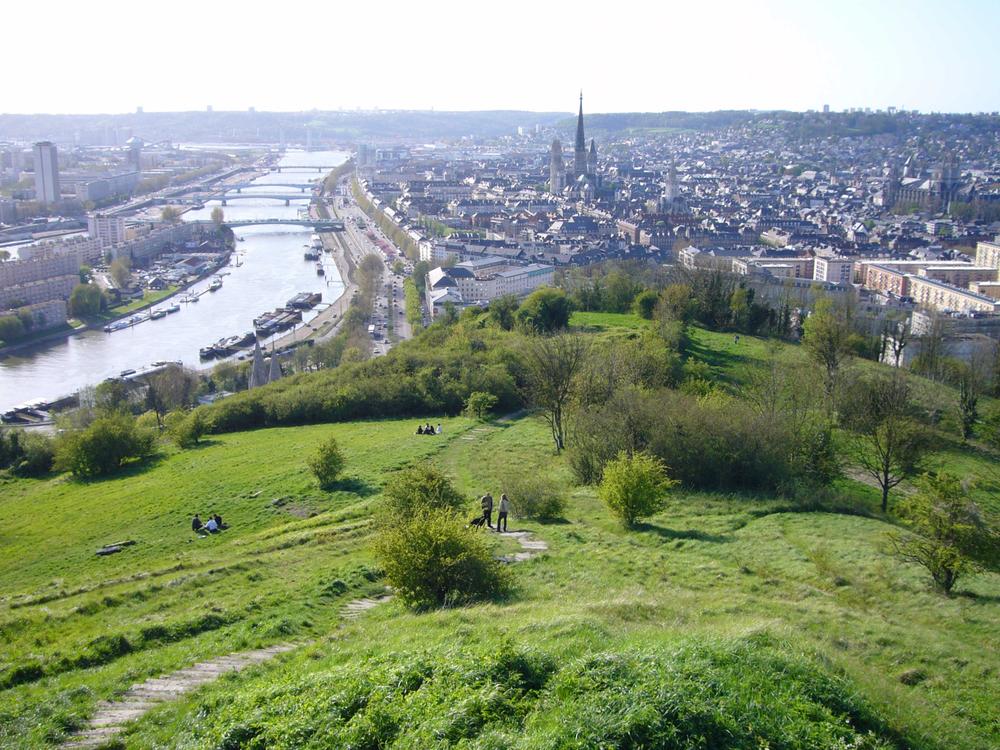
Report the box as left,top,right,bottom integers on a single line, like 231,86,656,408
1,316,998,748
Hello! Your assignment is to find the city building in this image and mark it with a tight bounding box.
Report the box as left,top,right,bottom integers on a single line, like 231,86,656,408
33,141,60,204
813,256,854,285
88,215,127,248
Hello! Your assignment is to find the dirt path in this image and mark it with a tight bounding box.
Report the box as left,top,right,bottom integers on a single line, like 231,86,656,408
62,528,546,748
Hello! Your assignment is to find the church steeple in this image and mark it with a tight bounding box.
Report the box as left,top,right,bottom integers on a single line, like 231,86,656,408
574,91,588,179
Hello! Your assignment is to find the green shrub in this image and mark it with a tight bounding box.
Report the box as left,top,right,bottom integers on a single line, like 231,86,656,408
12,432,55,477
371,509,511,609
53,414,156,478
632,289,659,319
380,464,464,518
500,473,565,520
0,429,54,477
464,391,498,420
309,436,346,490
168,409,209,448
598,451,676,527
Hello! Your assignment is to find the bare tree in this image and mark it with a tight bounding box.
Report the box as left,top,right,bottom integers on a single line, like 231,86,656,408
145,365,199,428
521,334,590,452
842,373,929,512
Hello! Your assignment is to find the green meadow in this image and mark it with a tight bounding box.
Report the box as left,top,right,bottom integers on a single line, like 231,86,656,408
0,315,997,749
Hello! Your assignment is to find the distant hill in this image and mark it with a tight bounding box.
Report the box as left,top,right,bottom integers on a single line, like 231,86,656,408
0,109,570,145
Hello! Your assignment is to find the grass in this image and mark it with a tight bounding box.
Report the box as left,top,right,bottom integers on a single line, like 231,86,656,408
95,288,179,323
1,318,998,748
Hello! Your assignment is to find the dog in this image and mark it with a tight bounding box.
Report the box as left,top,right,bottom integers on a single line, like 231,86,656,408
469,515,487,529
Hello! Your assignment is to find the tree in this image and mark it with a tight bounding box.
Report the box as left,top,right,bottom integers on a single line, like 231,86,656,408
464,391,498,420
516,287,572,334
210,206,225,226
54,414,156,478
160,205,181,223
168,409,208,448
145,365,198,428
598,450,676,527
802,298,855,412
380,464,464,518
889,472,999,595
68,284,106,318
309,436,346,490
956,363,982,441
632,289,659,320
841,374,929,512
0,315,26,343
109,258,131,289
521,334,589,452
487,294,520,331
79,265,93,284
372,508,511,609
911,315,949,381
412,261,431,293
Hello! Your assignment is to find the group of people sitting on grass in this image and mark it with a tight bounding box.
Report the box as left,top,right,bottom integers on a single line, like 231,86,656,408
415,423,442,435
191,513,227,535
472,492,511,532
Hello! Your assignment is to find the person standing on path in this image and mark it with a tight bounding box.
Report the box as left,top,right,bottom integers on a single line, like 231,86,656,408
481,492,494,529
497,493,510,533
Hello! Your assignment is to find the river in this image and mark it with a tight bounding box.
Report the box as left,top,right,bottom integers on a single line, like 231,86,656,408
0,149,347,412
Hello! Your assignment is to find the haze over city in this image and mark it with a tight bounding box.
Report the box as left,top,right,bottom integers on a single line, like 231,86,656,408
5,0,1000,114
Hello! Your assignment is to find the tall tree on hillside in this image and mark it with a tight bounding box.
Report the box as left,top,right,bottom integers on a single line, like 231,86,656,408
211,206,225,226
889,472,999,595
802,298,856,414
521,334,589,452
841,373,929,512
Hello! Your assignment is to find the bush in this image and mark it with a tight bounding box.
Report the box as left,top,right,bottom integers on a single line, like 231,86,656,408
54,414,156,478
167,409,209,448
309,436,346,490
516,287,572,334
632,289,659,319
0,429,53,476
12,432,55,477
598,451,676,527
464,391,498,420
500,473,565,520
371,508,511,609
380,464,464,519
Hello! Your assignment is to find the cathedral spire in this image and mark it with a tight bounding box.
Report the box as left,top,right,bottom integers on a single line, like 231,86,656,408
575,91,586,152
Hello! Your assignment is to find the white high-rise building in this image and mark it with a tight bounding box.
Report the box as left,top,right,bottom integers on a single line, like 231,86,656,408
33,141,60,204
88,215,127,248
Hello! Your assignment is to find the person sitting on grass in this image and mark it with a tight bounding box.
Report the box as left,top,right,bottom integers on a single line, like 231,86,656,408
205,516,219,533
192,514,203,533
213,513,226,530
416,424,425,435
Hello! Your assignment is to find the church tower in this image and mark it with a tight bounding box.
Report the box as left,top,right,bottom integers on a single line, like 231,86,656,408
588,138,597,176
549,138,565,194
573,92,588,179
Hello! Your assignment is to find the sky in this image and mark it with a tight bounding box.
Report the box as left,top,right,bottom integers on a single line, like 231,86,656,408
4,0,999,115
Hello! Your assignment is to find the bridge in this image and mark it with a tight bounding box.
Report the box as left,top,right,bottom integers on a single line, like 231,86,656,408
226,183,319,192
216,193,314,205
273,165,341,172
190,218,344,230
171,193,316,206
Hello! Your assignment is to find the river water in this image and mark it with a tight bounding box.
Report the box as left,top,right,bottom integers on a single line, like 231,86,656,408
0,149,347,412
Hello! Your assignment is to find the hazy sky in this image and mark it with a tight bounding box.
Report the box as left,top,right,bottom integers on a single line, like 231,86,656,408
5,0,998,114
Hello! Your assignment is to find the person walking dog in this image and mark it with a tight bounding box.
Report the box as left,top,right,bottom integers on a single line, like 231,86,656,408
497,493,510,532
480,492,494,529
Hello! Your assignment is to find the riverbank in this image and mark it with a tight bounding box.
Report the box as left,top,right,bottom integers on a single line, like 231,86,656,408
267,197,357,348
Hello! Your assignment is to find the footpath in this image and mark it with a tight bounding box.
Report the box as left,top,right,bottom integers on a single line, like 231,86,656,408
62,530,546,748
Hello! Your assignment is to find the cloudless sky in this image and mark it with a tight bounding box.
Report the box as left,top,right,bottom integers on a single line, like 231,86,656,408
4,0,998,114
